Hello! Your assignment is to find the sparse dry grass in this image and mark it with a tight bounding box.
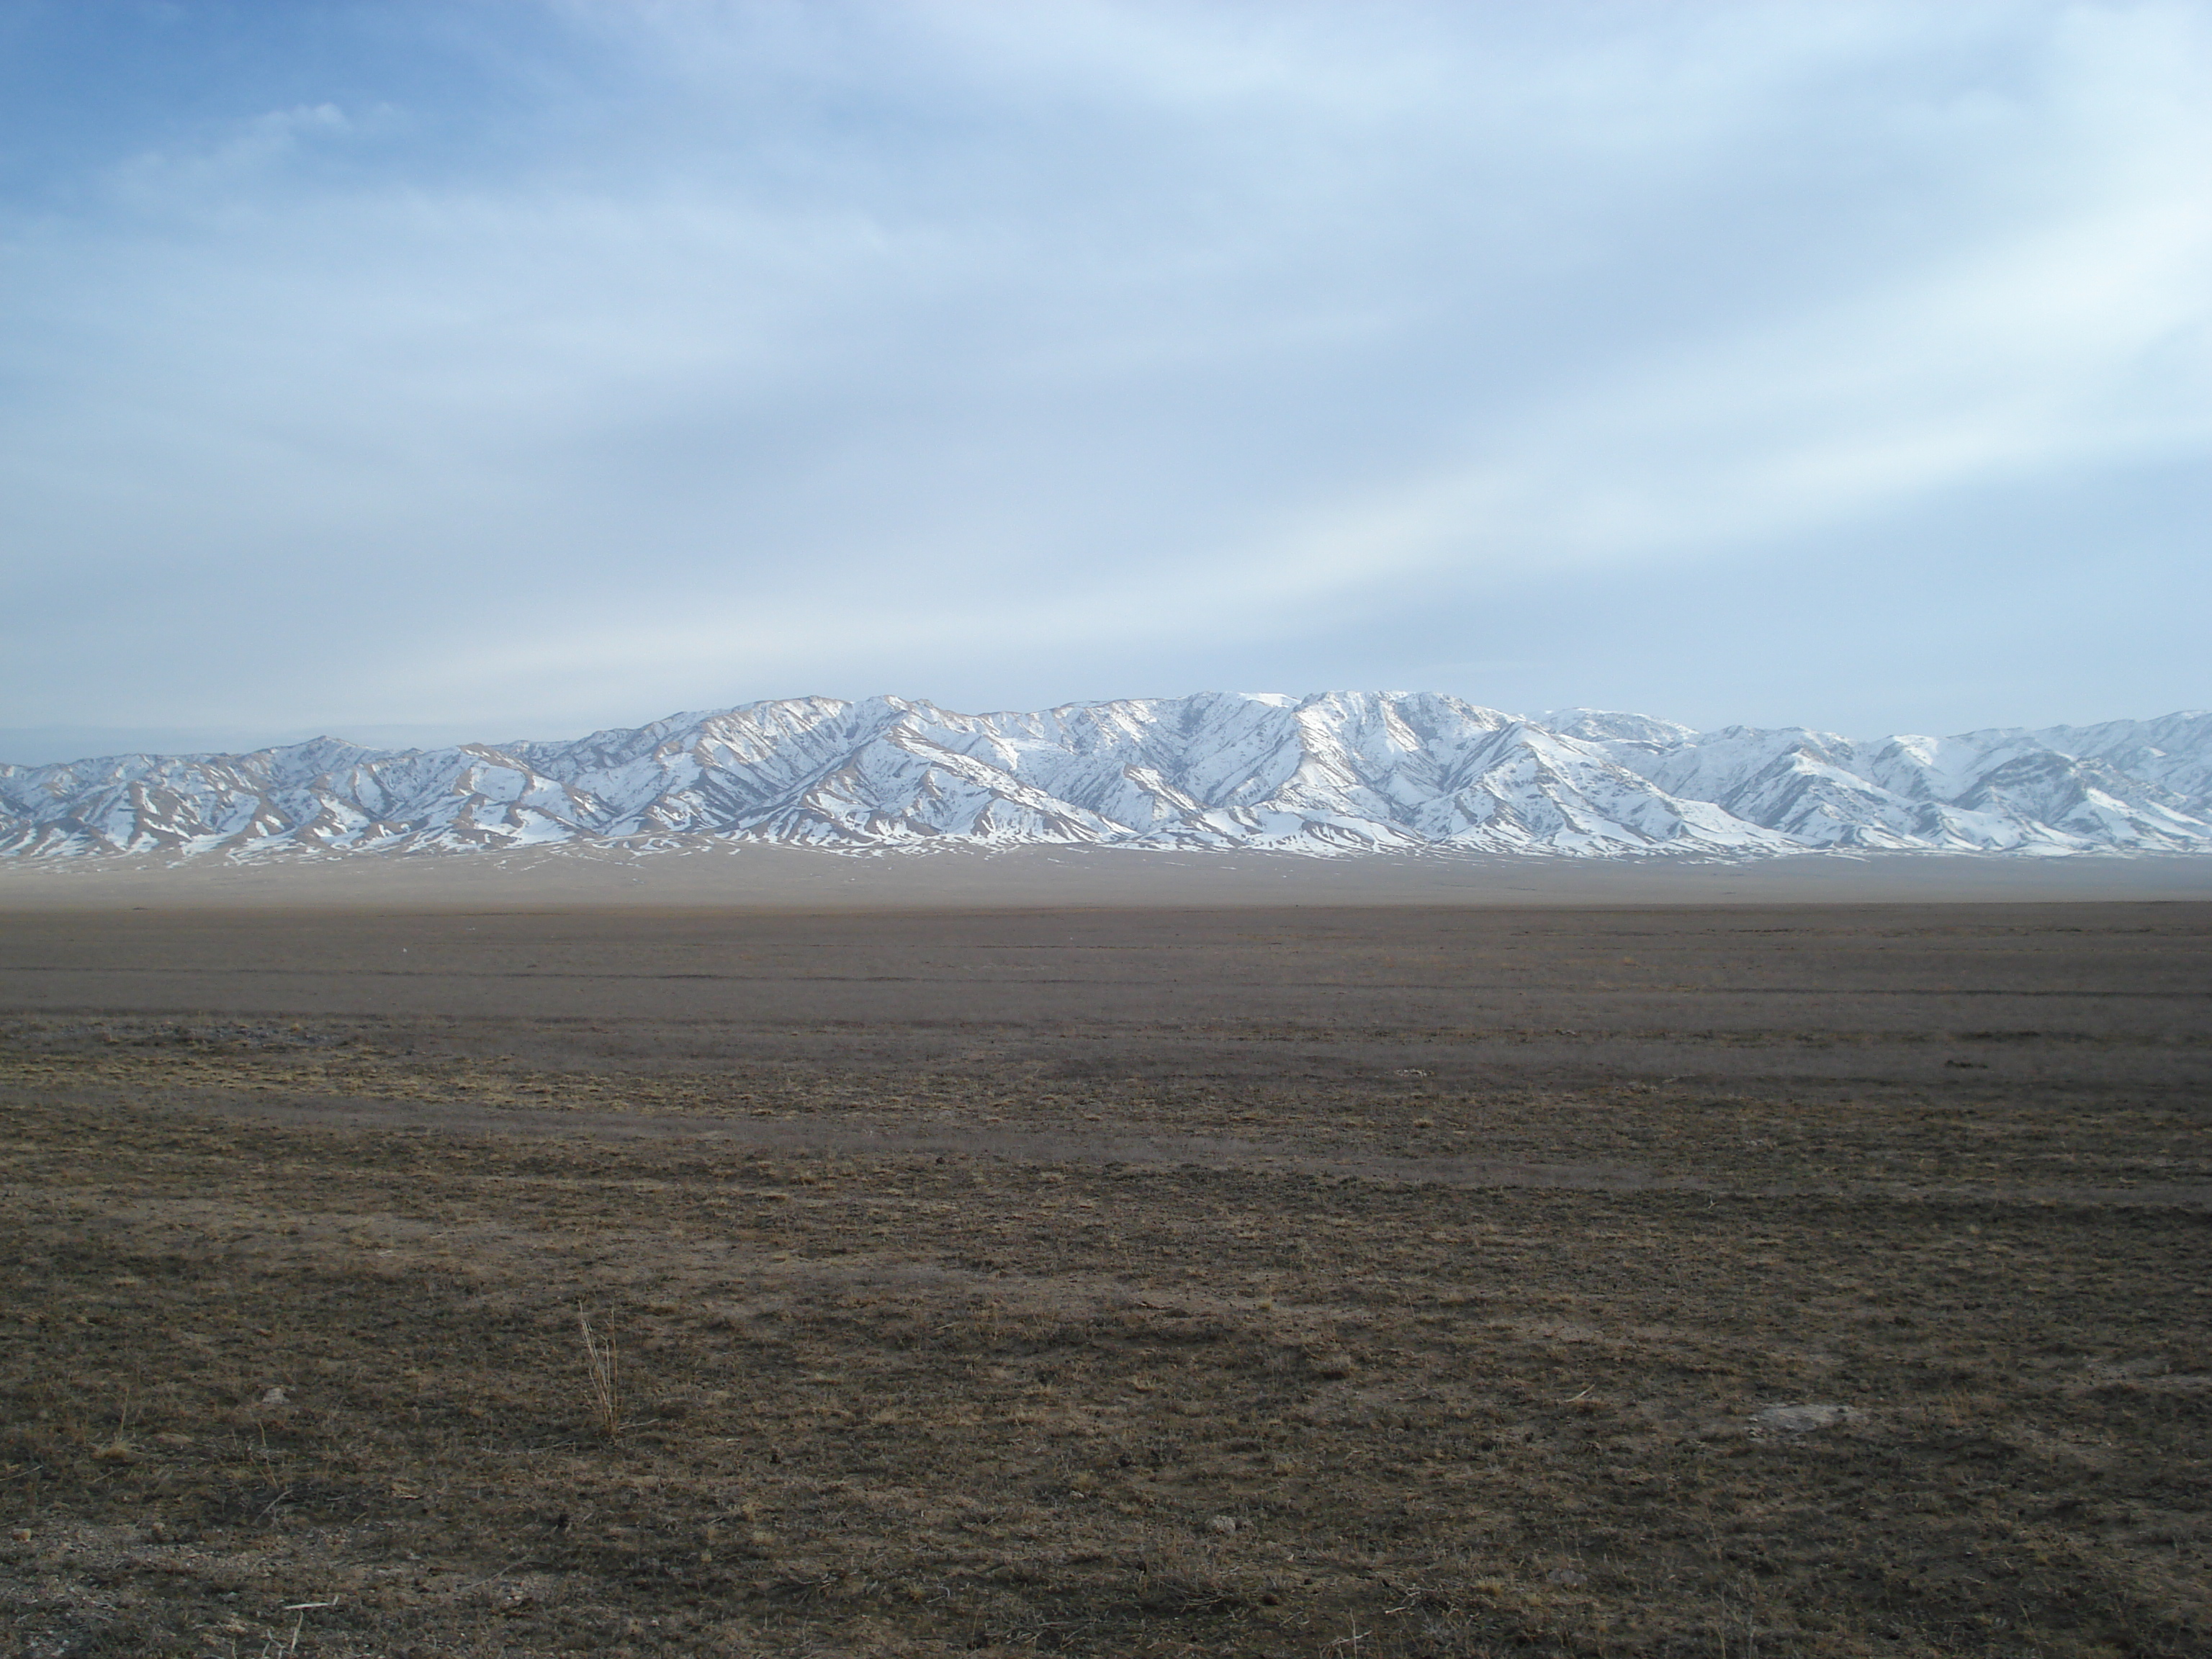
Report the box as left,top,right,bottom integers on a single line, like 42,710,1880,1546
1,902,2207,1656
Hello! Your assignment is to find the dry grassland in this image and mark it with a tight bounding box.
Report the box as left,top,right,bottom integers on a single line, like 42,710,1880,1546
1,902,2208,1658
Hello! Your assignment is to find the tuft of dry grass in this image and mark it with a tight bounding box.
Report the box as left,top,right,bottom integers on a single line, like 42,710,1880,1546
576,1305,621,1438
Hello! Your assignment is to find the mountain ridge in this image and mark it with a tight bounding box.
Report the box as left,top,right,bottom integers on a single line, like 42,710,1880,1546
4,692,2208,860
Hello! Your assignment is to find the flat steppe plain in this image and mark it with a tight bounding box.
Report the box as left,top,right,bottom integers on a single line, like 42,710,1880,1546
2,894,2208,1657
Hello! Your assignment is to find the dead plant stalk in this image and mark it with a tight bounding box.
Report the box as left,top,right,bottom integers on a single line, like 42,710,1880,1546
577,1305,620,1437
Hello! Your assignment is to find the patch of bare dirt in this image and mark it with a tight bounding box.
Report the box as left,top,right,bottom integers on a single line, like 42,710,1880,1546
3,903,2208,1655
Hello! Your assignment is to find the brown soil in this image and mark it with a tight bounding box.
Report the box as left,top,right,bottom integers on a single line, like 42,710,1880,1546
2,902,2208,1657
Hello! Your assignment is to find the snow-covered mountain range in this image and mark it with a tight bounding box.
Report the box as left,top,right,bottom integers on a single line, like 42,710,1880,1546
4,693,2209,860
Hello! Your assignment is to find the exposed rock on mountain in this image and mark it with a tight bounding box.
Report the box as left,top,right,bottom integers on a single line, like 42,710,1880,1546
4,693,2207,859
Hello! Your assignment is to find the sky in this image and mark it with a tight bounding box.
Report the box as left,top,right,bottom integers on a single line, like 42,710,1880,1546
3,0,2208,763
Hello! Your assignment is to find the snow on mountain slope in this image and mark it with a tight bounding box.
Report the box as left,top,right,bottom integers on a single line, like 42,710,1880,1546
2023,711,2212,817
4,694,2208,860
1590,714,2212,853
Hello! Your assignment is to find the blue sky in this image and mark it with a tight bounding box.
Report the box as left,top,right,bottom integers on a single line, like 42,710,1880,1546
4,0,2207,762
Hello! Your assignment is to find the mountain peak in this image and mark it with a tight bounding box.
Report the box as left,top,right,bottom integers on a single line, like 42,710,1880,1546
4,694,2207,860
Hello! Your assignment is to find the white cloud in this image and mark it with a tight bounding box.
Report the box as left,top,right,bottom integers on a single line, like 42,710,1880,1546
1,0,2206,738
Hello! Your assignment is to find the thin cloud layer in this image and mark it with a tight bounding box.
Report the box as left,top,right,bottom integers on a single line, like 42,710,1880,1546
2,0,2206,757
